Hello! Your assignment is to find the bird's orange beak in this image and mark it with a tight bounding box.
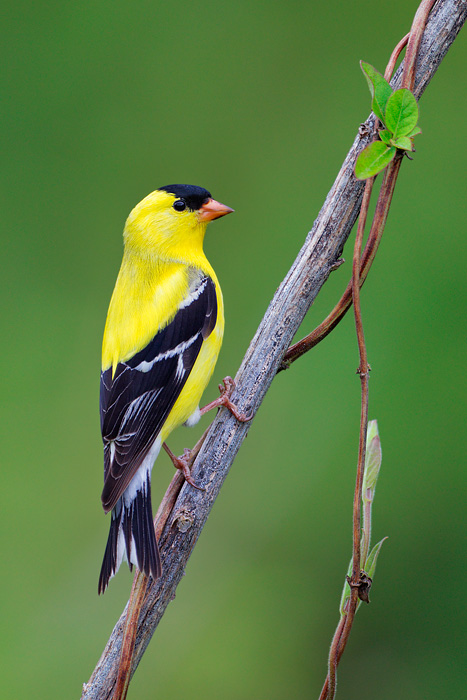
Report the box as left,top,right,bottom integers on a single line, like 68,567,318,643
198,198,234,222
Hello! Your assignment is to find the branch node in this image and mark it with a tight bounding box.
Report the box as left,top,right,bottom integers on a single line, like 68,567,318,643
358,122,372,138
345,572,373,603
172,508,195,533
330,257,345,272
356,364,371,377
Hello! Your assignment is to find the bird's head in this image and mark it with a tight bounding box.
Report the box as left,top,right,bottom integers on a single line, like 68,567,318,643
123,184,233,262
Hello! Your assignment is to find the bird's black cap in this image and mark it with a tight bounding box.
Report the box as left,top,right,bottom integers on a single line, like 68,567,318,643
159,184,211,211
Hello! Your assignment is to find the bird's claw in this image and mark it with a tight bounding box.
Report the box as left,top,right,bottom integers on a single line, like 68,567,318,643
178,458,205,491
202,376,253,422
163,442,205,490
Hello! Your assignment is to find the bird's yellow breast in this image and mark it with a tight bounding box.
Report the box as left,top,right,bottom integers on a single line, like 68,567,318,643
102,252,224,438
102,255,192,372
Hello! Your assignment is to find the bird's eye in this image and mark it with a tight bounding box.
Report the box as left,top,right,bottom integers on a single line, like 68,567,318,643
173,199,186,212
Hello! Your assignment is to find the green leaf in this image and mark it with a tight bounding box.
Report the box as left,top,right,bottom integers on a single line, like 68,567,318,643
391,136,413,151
360,61,393,125
365,537,388,578
355,142,396,180
363,420,382,497
385,88,419,138
339,558,353,616
406,125,422,138
379,129,392,146
366,419,379,445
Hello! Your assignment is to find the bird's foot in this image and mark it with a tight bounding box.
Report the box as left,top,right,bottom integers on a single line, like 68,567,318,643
163,378,251,490
200,376,253,422
163,442,204,490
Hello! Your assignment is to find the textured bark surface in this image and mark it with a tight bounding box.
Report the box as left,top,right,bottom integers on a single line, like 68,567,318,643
82,2,466,697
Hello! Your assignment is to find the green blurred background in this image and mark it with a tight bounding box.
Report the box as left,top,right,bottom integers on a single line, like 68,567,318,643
2,1,466,698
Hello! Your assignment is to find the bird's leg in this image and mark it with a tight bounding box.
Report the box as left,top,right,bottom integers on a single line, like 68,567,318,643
200,376,252,422
163,429,209,490
164,378,252,488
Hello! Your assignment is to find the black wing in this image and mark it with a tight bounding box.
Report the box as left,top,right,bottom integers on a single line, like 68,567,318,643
100,273,217,512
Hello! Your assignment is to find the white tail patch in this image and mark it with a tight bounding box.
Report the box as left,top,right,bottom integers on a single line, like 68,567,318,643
122,436,162,507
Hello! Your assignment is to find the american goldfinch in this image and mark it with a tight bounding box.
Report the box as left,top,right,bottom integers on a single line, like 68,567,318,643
98,184,233,594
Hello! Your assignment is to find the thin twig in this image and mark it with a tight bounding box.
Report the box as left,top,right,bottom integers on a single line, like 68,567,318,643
385,33,411,81
325,177,373,700
280,153,402,369
319,2,438,698
402,0,437,91
320,601,349,700
351,187,371,581
113,429,210,700
284,7,434,370
281,31,414,370
113,471,184,700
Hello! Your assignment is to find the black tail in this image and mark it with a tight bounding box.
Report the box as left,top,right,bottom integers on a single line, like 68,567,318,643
98,475,162,594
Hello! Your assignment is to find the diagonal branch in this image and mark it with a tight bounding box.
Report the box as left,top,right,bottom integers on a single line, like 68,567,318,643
81,2,466,696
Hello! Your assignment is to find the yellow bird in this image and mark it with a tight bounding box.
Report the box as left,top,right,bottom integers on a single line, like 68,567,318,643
98,184,233,594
